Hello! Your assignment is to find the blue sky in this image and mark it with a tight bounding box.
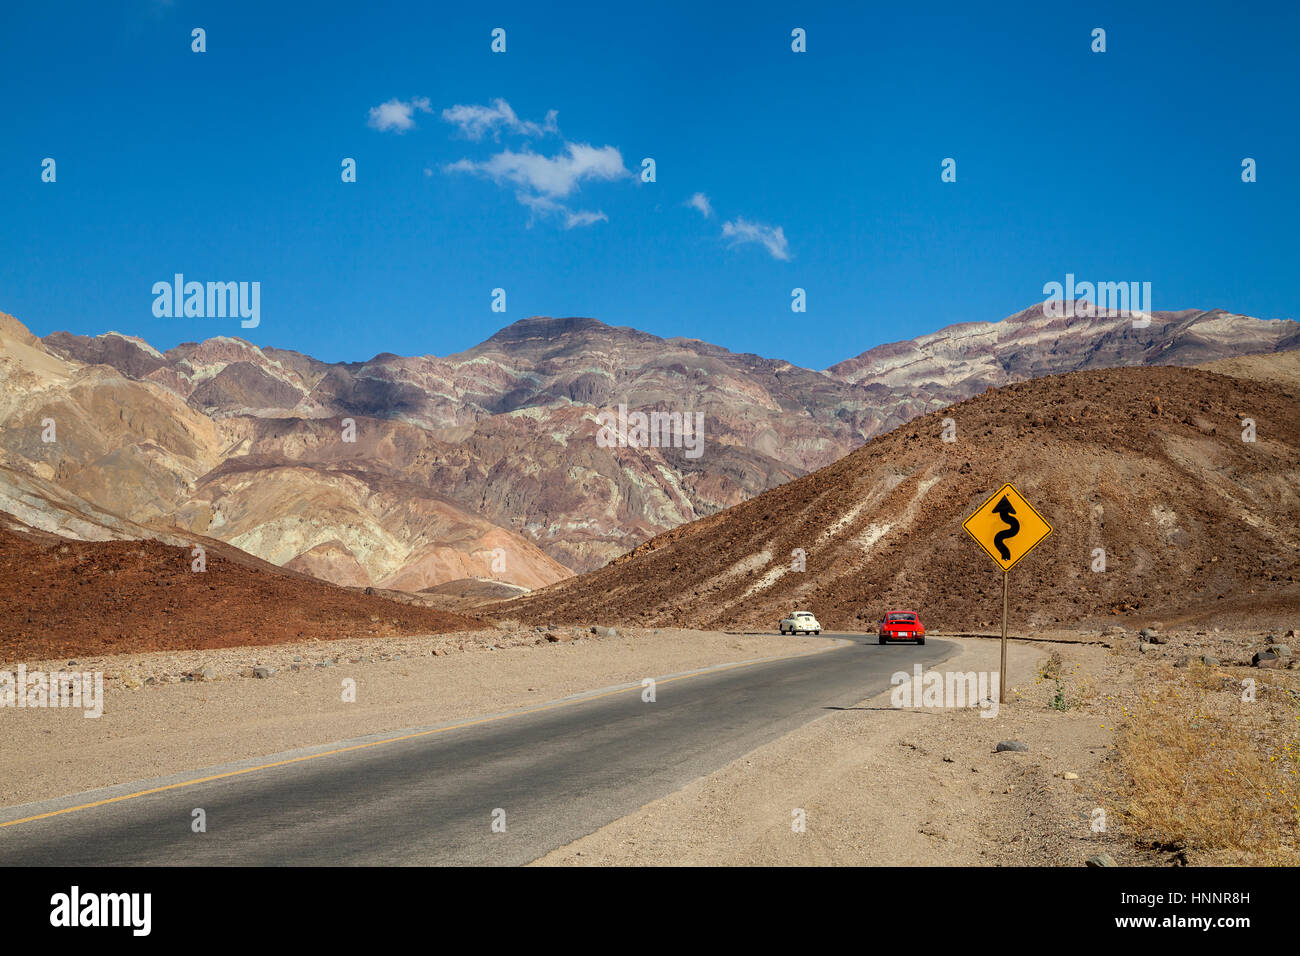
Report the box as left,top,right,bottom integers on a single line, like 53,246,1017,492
1,0,1296,369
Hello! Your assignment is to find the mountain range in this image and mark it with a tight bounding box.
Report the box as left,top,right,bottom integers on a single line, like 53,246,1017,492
1,304,1295,597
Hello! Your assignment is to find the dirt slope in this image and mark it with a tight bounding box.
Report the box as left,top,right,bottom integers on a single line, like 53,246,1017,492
0,523,480,661
503,363,1300,631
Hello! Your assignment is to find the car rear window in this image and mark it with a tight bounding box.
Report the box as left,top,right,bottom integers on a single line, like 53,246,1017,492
886,613,916,621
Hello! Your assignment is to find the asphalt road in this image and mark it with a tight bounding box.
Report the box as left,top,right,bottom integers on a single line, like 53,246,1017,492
0,634,955,865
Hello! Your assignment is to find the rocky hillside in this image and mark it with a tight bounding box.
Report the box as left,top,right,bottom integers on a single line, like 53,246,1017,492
1,313,571,592
7,304,1297,590
503,360,1300,631
828,303,1299,394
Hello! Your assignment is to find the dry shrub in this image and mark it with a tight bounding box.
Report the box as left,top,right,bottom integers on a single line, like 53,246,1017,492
1112,676,1299,862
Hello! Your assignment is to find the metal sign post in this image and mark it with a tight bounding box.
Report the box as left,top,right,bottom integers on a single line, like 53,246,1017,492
1000,570,1008,703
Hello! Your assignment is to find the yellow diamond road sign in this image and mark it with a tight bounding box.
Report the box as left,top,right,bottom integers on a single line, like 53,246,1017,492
962,483,1053,572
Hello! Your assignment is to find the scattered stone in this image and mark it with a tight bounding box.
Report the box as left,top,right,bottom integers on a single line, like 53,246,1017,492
1139,628,1157,640
1201,655,1220,667
1252,650,1284,669
1174,655,1191,668
1148,633,1168,645
1086,853,1118,867
1062,771,1079,780
252,665,275,679
190,665,216,682
996,740,1029,753
1139,642,1155,653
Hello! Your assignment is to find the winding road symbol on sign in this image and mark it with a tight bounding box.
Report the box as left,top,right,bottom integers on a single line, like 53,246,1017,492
962,483,1052,572
990,496,1020,560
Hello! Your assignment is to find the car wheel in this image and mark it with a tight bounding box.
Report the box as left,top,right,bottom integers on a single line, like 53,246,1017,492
918,637,926,645
878,635,886,645
814,629,821,635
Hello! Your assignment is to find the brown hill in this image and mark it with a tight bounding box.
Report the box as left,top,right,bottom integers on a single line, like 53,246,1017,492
0,522,481,662
502,362,1300,632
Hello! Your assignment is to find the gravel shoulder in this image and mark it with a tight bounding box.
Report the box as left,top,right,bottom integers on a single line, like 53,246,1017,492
0,626,821,807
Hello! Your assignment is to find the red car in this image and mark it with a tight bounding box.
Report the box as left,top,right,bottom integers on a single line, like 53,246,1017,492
878,611,926,645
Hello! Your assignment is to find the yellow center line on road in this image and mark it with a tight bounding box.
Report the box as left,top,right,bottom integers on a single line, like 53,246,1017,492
0,639,849,830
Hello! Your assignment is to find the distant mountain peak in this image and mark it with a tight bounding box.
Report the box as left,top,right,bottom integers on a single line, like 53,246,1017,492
483,315,630,344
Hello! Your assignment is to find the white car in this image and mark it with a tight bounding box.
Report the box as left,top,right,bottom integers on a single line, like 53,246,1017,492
779,610,822,635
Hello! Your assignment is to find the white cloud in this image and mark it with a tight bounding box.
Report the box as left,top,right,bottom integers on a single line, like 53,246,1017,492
563,209,609,229
687,192,714,218
722,217,791,261
441,102,628,229
441,99,559,140
367,96,433,133
447,143,628,198
516,193,608,229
